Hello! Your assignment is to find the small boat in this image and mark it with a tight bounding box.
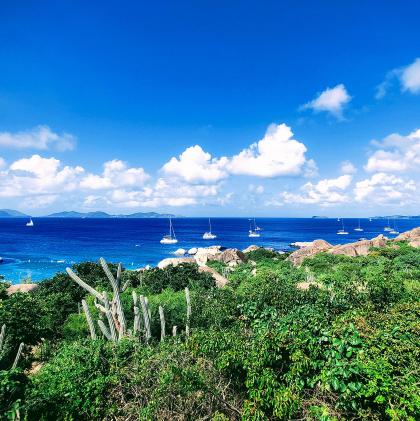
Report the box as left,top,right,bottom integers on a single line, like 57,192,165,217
354,219,363,232
248,218,260,238
369,218,372,222
160,218,178,244
0,256,3,263
384,218,392,232
203,218,217,239
337,219,349,235
26,218,34,227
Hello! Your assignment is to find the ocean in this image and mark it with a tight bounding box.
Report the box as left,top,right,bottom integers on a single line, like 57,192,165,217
0,217,418,283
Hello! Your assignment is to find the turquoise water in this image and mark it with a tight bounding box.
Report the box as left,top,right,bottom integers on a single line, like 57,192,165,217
0,217,418,283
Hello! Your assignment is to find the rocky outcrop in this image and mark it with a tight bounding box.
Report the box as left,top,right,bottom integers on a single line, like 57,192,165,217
188,247,198,255
212,248,247,265
329,235,388,257
395,227,420,248
174,248,186,256
198,265,229,287
243,245,260,253
287,239,332,266
157,257,196,269
194,246,222,266
7,284,39,295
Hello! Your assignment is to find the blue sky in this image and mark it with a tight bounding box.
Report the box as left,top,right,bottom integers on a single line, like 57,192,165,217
0,0,419,216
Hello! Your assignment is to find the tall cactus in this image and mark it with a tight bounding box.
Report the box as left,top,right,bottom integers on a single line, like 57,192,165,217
159,306,166,341
82,299,97,340
140,295,151,342
185,287,191,337
0,324,5,354
12,343,24,369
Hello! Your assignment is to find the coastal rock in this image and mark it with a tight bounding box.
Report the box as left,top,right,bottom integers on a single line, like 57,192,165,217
198,265,229,287
290,241,314,248
243,245,259,253
395,227,420,248
287,239,333,266
173,248,186,256
194,246,222,266
330,235,388,257
188,247,198,255
212,248,247,265
157,257,195,269
7,284,39,295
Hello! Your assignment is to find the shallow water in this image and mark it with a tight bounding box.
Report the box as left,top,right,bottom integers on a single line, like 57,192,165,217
0,217,418,283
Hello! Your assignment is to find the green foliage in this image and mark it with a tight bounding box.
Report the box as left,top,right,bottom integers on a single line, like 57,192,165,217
245,247,286,261
0,369,27,417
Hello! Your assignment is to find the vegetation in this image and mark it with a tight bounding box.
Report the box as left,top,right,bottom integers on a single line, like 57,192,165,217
0,241,419,420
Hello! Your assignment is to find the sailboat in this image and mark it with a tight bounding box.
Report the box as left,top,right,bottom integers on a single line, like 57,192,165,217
384,218,392,232
160,218,178,244
389,218,399,235
203,218,217,239
248,218,260,238
254,218,263,231
26,218,34,227
354,219,363,232
337,219,349,235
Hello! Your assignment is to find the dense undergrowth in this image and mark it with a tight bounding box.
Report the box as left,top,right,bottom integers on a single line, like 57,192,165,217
0,241,419,420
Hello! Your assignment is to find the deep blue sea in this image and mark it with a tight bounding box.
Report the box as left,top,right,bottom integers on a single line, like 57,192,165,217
0,217,419,283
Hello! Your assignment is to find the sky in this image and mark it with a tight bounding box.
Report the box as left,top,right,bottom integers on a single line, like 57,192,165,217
0,0,419,217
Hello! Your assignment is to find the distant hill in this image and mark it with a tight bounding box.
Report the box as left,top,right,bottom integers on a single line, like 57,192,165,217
45,211,178,218
0,209,29,218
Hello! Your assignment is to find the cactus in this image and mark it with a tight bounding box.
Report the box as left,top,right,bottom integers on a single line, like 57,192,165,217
185,287,191,337
98,320,112,340
159,306,166,341
12,343,24,369
82,299,97,340
172,326,177,337
140,295,151,342
0,324,5,353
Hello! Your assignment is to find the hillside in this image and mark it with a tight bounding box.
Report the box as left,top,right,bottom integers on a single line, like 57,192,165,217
0,209,29,218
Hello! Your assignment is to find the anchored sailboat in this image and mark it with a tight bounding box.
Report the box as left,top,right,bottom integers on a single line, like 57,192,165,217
384,218,392,232
26,218,34,227
160,218,178,244
389,218,399,235
248,218,260,238
337,218,349,235
354,219,363,232
203,218,217,239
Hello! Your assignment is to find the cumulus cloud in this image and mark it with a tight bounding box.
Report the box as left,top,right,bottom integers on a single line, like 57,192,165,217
281,175,352,206
227,123,310,177
249,184,264,194
80,159,150,190
340,160,357,174
376,58,420,98
301,84,351,118
0,125,76,151
162,145,228,183
354,172,417,204
364,128,420,173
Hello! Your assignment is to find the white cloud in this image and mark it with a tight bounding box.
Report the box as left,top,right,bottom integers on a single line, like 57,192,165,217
80,159,150,190
376,58,420,98
0,157,6,169
364,128,420,173
340,160,357,174
301,84,351,118
162,145,228,183
0,125,76,151
249,184,264,194
354,172,417,204
281,175,352,206
227,123,310,177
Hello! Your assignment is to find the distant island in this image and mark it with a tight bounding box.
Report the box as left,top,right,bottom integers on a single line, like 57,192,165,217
0,209,178,218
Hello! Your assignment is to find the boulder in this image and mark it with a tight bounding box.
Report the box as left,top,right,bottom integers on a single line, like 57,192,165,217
157,257,195,269
287,239,332,266
7,284,38,295
329,235,388,257
212,248,247,264
290,241,314,248
173,248,186,256
194,246,222,266
188,247,198,255
198,265,229,287
395,227,420,248
243,245,260,253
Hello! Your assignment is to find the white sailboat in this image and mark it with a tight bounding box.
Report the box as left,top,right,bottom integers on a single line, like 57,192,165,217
160,218,178,244
389,218,399,235
248,218,260,238
203,218,217,239
384,218,392,232
337,219,348,235
354,219,363,232
26,218,34,227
